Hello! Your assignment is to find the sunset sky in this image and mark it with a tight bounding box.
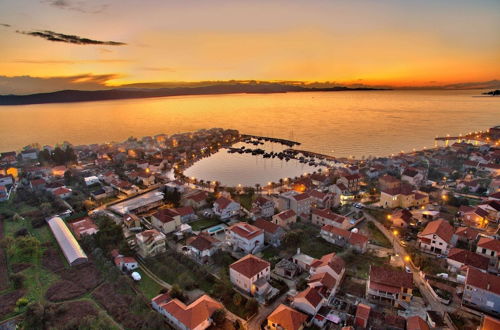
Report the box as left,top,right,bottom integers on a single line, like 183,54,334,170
1,0,499,94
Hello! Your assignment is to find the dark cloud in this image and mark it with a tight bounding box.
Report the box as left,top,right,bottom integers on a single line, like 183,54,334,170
17,29,126,46
0,73,118,95
43,0,108,14
0,23,10,27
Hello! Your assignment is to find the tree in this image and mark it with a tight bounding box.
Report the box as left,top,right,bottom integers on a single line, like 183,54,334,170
11,273,25,289
140,311,169,330
282,230,302,249
169,284,186,302
16,236,41,258
23,302,46,329
244,298,259,315
232,293,243,306
64,170,73,186
212,309,226,326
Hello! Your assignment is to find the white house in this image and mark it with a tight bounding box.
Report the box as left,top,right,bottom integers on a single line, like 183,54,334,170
213,197,240,220
293,287,326,316
114,256,139,272
251,196,275,218
226,222,264,254
309,252,345,294
186,234,220,264
417,219,456,255
229,254,271,296
84,176,100,186
476,237,500,272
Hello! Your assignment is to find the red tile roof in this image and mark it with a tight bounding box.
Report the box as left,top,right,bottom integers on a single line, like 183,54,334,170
254,218,282,234
454,227,480,241
481,315,500,330
447,248,489,270
369,265,413,290
407,316,430,330
311,252,345,275
478,237,500,253
276,209,296,220
355,303,371,322
152,292,171,305
229,222,263,240
53,187,72,196
161,294,223,329
418,219,454,243
312,208,346,224
230,254,269,278
187,234,219,251
466,267,500,295
214,196,235,209
292,192,310,201
174,206,195,216
294,287,323,308
152,209,178,223
267,304,308,330
308,271,336,290
321,225,368,247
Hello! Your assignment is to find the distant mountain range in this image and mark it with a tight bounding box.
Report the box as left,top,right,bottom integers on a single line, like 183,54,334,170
0,83,385,105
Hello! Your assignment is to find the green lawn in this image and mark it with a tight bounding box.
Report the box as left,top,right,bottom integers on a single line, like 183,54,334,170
343,251,389,279
235,193,255,211
190,218,222,231
136,270,162,299
366,222,392,248
290,222,341,259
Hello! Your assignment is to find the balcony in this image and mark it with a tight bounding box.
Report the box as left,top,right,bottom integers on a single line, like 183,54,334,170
367,288,396,300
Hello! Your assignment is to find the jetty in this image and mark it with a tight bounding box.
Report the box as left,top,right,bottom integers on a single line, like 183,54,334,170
240,134,300,147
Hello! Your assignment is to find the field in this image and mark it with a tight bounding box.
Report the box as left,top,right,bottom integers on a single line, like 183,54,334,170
0,202,134,328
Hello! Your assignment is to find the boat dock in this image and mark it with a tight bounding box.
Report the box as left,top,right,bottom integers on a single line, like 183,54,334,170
240,134,301,147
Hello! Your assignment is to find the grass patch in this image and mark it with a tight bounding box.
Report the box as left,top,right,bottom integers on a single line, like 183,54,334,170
190,218,222,231
290,222,341,259
366,222,392,248
343,251,389,280
235,193,255,211
136,270,162,299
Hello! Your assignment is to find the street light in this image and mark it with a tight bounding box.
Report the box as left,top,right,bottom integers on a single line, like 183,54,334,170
404,255,411,263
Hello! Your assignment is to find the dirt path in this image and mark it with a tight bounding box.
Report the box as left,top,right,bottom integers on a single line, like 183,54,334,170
136,258,171,290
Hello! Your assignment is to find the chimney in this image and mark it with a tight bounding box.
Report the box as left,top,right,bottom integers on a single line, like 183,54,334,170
297,248,301,255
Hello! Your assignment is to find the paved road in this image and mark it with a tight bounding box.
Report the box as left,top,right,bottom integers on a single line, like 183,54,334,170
363,211,453,314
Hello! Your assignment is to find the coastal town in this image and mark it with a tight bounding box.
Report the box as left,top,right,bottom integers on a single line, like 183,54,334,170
0,126,500,330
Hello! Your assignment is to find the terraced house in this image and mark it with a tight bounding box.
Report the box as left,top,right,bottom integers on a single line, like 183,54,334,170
136,229,167,258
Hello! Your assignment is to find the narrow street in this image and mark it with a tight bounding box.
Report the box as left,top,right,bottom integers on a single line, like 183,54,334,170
246,294,287,330
363,211,453,314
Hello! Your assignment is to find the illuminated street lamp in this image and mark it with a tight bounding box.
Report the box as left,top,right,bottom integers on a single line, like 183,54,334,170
404,255,411,263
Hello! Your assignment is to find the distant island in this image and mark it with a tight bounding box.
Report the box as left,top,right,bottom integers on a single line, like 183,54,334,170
0,83,385,105
482,89,500,96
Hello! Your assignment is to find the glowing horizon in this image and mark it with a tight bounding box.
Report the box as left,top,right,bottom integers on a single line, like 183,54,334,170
1,0,499,93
